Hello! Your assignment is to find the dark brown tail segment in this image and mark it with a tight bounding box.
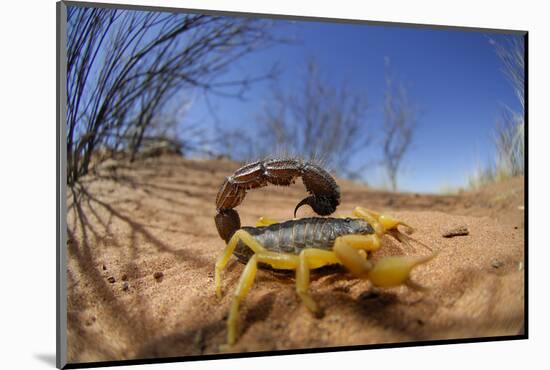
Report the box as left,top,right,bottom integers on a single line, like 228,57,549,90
214,158,341,242
214,209,241,243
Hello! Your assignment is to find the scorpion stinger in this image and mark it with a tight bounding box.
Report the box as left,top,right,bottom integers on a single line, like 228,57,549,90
293,161,341,217
293,195,340,218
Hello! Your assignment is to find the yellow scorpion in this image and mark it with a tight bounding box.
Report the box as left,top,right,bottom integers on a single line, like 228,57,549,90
214,158,435,346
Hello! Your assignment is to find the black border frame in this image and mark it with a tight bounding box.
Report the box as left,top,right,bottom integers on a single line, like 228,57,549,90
56,1,528,368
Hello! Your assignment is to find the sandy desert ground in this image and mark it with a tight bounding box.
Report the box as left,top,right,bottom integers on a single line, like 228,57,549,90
65,155,525,364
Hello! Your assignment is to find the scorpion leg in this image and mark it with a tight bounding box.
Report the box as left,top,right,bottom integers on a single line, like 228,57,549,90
332,235,380,278
257,249,339,315
226,251,299,346
333,235,434,288
220,231,301,346
215,229,266,298
227,254,258,346
260,248,340,314
223,246,341,345
255,216,279,227
296,249,340,315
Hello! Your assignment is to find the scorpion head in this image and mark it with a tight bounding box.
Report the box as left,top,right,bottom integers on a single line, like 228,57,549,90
352,207,433,252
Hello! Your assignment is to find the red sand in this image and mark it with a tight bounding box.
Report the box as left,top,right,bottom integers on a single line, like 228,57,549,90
66,156,524,362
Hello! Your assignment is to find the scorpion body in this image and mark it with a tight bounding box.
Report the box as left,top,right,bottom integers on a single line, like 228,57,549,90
233,217,374,264
213,158,435,346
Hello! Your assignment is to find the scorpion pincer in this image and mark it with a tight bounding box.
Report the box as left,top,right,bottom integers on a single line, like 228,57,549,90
213,158,436,346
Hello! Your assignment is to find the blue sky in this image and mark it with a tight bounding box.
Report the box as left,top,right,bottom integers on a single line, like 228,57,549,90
181,17,523,193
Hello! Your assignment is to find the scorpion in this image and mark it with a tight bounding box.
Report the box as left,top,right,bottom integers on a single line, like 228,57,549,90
214,158,435,346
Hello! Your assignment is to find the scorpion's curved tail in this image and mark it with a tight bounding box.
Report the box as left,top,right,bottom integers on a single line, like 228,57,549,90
215,158,341,242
